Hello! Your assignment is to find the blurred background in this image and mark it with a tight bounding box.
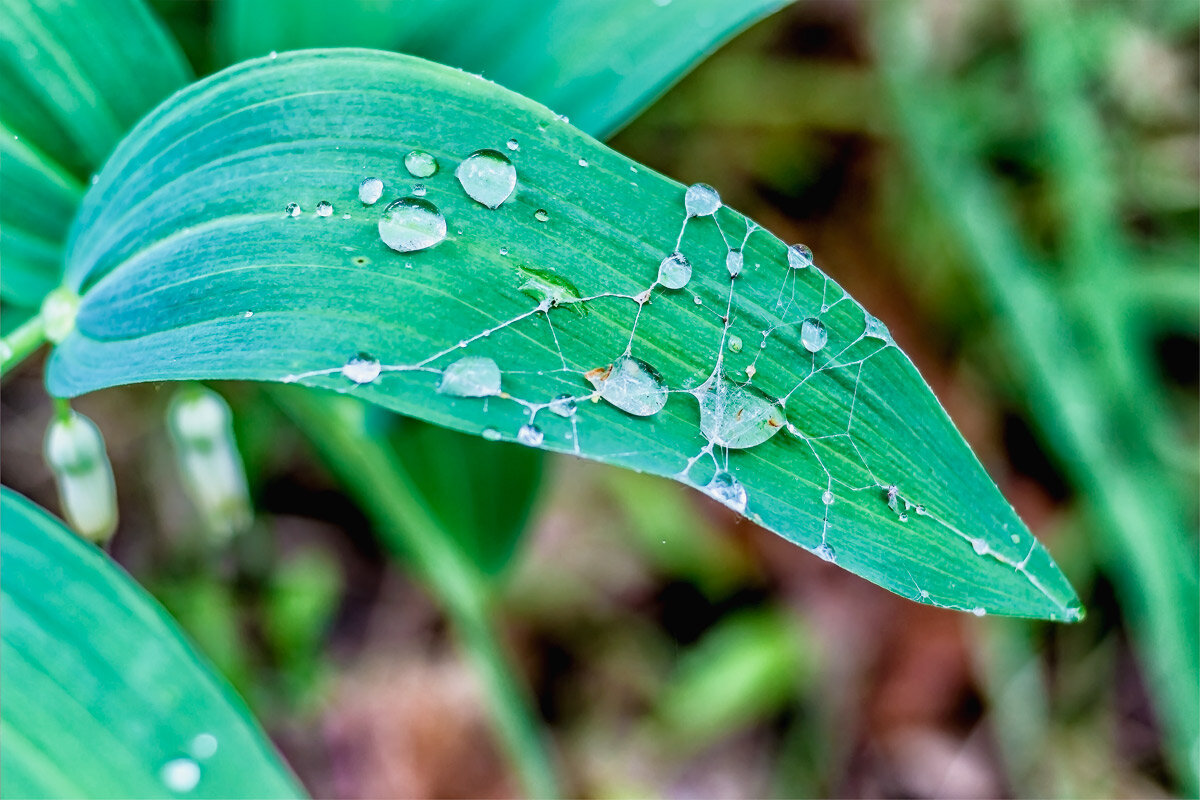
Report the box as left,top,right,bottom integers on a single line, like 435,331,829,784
2,0,1197,797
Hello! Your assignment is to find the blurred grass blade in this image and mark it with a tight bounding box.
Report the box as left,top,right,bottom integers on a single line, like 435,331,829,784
49,49,1081,620
0,487,304,799
214,0,789,139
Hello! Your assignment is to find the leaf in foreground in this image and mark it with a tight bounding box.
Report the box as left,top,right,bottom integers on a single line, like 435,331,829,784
48,49,1081,620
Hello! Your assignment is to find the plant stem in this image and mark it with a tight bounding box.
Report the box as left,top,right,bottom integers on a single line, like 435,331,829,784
1,313,47,377
270,386,560,798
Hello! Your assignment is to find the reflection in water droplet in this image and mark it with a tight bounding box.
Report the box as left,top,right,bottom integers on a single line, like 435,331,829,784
585,356,668,417
315,200,333,217
787,243,813,270
704,470,747,513
378,197,447,252
684,183,721,217
506,138,519,151
815,542,837,562
534,208,550,222
404,150,438,178
694,373,786,449
358,177,383,205
800,318,828,353
517,424,544,446
160,758,201,793
482,428,502,441
726,249,743,277
548,395,577,417
727,335,743,353
284,202,301,217
822,490,834,505
342,353,381,384
438,356,501,397
456,149,517,208
657,251,692,289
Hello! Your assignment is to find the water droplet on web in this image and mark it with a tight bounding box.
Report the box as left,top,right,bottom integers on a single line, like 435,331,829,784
972,607,987,617
787,243,813,270
822,490,834,505
704,470,747,513
745,364,757,379
548,394,578,417
518,265,584,310
412,183,427,197
815,542,837,562
482,428,502,441
284,202,301,217
517,424,544,446
863,312,892,341
694,373,786,449
438,356,501,397
404,150,438,178
315,200,333,217
585,355,668,417
358,177,383,205
800,318,828,353
657,251,692,289
886,485,901,513
160,758,201,793
378,197,447,252
727,335,743,353
684,183,721,217
341,353,381,384
506,138,520,151
971,539,989,556
534,209,550,222
726,249,743,277
456,149,517,208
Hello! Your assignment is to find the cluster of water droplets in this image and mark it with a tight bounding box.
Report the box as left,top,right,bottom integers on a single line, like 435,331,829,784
158,732,219,794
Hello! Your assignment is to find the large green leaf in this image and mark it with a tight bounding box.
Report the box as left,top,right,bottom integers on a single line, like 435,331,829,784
0,487,303,799
214,0,789,139
47,49,1081,620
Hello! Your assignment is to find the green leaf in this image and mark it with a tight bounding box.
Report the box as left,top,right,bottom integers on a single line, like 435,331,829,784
49,49,1081,620
214,0,789,139
0,487,304,799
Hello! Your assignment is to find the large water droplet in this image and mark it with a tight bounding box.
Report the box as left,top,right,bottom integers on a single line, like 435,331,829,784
548,395,577,417
693,373,786,449
341,353,381,384
704,470,747,513
438,356,501,397
517,265,585,311
657,251,692,289
517,424,544,446
160,758,201,793
863,312,892,342
358,177,383,205
684,183,721,217
404,150,438,178
727,335,743,354
585,355,668,417
726,249,743,277
378,197,446,252
787,243,813,270
800,318,828,353
315,200,333,217
456,149,517,209
284,202,301,217
815,542,837,562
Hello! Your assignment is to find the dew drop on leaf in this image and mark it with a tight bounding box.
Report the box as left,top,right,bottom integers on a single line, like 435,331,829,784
822,489,834,505
727,335,743,353
412,183,427,196
657,251,692,289
787,243,813,270
456,149,517,209
585,355,668,417
341,353,381,384
315,200,333,217
694,372,786,449
726,249,743,277
358,177,383,205
482,428,502,441
800,318,828,353
548,394,578,417
534,209,550,222
284,202,301,217
704,470,747,513
577,158,588,167
506,138,520,151
684,182,721,217
517,424,544,447
863,312,892,342
815,542,837,562
404,150,438,178
377,197,447,252
972,539,989,556
438,356,501,397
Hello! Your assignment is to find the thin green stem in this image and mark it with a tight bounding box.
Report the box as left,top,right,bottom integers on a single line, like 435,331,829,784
1,313,47,377
270,386,560,799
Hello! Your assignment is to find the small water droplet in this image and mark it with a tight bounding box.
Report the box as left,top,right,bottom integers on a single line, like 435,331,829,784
822,490,834,505
284,202,301,217
482,427,502,441
342,353,381,384
358,177,383,205
704,470,747,513
378,197,447,252
160,758,201,793
657,251,692,289
694,296,703,306
815,542,837,562
517,424,544,446
1010,533,1020,543
577,158,589,167
971,607,987,617
684,183,721,217
694,373,786,449
787,243,813,269
548,394,577,417
456,149,517,208
241,310,253,319
342,212,351,220
412,183,427,196
971,539,989,555
899,513,909,522
506,138,520,151
315,200,333,217
438,356,501,397
727,335,743,353
534,208,550,222
499,246,509,256
800,318,828,353
404,150,438,178
745,364,757,379
726,249,743,277
585,355,668,417
189,734,218,760
886,485,901,513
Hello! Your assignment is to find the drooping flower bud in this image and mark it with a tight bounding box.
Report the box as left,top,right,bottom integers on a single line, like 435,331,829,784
167,386,252,542
43,410,118,543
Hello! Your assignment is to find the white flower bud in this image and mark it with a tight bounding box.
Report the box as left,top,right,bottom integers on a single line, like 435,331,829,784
168,387,251,542
44,411,117,543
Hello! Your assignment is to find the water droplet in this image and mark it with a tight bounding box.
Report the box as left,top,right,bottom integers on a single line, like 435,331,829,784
378,197,447,252
684,183,721,217
577,158,589,167
482,428,502,441
704,470,747,513
499,246,509,256
284,202,301,217
456,149,517,208
548,394,577,417
534,208,550,222
899,512,909,522
404,150,438,178
189,734,218,760
787,243,813,270
585,355,668,417
886,485,901,513
727,335,743,353
919,588,931,600
160,758,201,793
341,353,381,384
971,539,989,556
726,249,743,277
438,356,501,397
358,177,383,205
517,265,585,311
315,200,333,217
863,312,892,342
657,251,692,289
342,213,352,220
822,489,834,505
506,138,520,151
412,183,427,196
693,373,787,449
517,424,544,446
971,607,987,617
815,542,837,562
800,318,827,353
745,364,756,379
